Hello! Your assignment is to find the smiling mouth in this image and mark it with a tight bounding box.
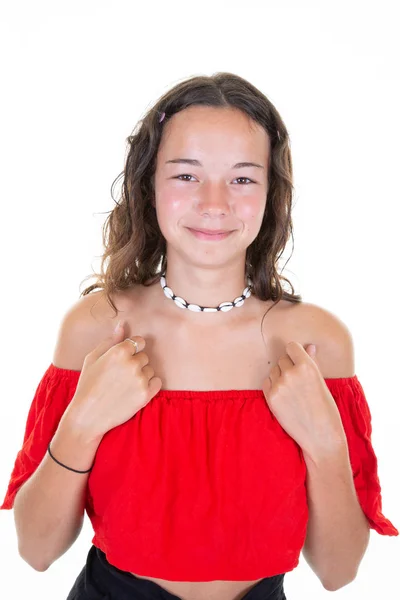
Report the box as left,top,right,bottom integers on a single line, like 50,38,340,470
189,228,233,234
187,228,234,240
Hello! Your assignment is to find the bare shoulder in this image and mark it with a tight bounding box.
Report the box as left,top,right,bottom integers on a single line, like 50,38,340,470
290,302,349,334
295,301,352,336
294,301,356,378
52,288,129,371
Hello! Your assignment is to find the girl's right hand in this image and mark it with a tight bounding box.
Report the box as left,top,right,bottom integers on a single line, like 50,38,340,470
62,321,162,442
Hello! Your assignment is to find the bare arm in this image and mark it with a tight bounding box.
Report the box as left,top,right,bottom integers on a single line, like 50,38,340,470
14,419,101,571
13,291,113,571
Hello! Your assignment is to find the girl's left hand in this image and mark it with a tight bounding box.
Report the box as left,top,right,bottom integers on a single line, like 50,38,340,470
262,341,347,461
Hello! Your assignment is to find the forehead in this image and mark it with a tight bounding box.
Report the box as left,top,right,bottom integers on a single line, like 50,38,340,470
158,106,270,160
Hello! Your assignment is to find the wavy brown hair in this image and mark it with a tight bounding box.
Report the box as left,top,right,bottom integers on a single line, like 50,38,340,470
80,72,302,323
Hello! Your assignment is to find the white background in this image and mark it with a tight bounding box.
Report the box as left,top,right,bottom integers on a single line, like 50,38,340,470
0,0,399,598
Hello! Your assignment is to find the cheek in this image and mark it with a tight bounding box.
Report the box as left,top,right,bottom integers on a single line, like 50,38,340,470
238,197,265,227
158,193,185,213
155,193,186,232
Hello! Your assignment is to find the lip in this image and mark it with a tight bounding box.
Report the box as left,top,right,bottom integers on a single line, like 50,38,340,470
187,228,234,241
190,228,232,234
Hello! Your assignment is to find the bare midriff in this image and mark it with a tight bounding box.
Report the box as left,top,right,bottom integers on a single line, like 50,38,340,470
129,573,265,600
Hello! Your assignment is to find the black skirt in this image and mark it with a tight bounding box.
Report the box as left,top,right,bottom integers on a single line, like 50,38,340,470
66,545,287,600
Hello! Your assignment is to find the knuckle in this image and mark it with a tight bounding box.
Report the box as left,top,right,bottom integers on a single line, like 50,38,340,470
139,352,149,366
299,361,311,374
113,344,127,359
146,366,155,377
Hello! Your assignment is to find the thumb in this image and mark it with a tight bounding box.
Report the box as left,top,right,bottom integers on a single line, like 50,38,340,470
87,320,126,363
307,344,316,357
112,319,125,338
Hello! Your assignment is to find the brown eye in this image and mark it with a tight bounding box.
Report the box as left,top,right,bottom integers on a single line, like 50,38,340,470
235,177,254,184
175,174,195,181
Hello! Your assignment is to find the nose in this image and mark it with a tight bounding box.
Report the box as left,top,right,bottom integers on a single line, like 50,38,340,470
195,184,230,217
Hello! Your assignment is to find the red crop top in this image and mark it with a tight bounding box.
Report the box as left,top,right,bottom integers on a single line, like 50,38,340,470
1,364,398,580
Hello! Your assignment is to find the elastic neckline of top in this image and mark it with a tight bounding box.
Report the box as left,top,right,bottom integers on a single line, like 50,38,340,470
48,363,358,396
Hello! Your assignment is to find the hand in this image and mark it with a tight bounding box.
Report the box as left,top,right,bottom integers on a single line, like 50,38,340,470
62,321,162,442
262,342,347,461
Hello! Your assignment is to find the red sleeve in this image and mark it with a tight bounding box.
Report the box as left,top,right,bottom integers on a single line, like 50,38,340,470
325,375,398,536
0,364,81,510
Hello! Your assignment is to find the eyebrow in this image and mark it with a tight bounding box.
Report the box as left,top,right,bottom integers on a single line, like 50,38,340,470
165,158,265,170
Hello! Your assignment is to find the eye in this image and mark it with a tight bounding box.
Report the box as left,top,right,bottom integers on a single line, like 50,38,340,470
174,175,255,184
175,174,196,182
235,177,254,185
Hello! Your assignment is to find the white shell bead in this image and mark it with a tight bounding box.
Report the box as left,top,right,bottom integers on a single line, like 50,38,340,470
173,297,187,309
162,286,174,299
243,286,252,298
160,276,166,287
218,302,234,312
188,304,202,312
203,307,218,312
233,297,245,306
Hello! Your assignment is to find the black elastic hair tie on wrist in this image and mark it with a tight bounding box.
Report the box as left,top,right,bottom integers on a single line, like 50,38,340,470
47,442,94,473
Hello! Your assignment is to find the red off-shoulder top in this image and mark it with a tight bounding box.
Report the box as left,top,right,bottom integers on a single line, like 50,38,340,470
1,364,398,581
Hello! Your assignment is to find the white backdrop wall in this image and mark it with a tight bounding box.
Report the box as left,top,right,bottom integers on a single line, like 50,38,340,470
0,1,399,598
